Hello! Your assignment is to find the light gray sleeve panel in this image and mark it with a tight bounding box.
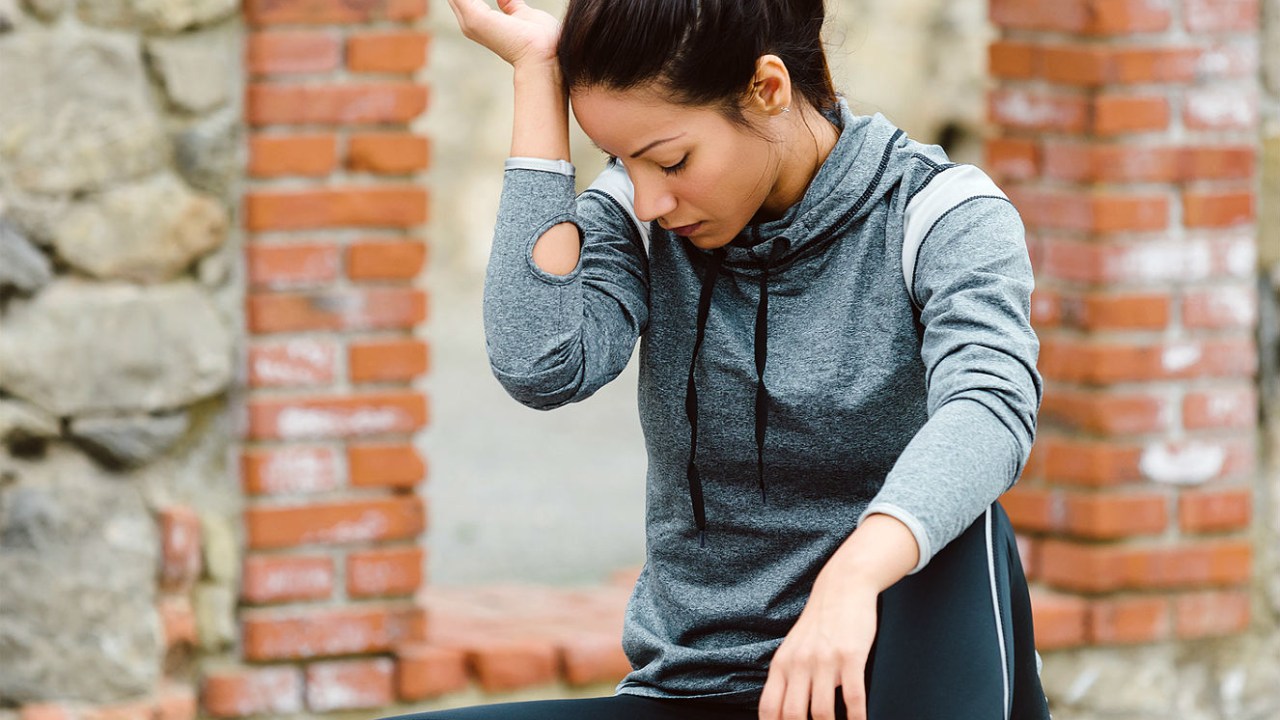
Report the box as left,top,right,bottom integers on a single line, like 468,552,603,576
482,167,650,411
866,193,1042,572
586,158,650,251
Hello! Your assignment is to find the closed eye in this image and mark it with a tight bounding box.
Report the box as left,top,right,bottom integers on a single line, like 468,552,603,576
660,155,688,176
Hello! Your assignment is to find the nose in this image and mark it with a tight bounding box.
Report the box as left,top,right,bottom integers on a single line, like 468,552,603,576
631,176,677,224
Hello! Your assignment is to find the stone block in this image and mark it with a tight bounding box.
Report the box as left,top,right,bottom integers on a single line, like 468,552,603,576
69,412,190,469
146,26,235,113
50,174,227,284
198,511,237,584
0,279,233,416
0,219,51,294
0,29,167,193
77,0,237,32
173,108,241,201
0,447,161,703
193,582,235,652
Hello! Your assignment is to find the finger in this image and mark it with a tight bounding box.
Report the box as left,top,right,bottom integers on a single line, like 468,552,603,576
758,667,786,720
810,671,838,720
840,663,868,720
780,672,810,720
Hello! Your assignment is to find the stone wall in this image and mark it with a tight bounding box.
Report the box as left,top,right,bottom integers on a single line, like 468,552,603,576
0,0,242,717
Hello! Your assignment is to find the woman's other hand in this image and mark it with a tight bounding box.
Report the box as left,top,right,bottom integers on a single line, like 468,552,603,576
759,513,920,720
445,0,561,68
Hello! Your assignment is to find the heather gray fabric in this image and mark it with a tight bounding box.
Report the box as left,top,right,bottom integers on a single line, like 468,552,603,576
482,98,1042,704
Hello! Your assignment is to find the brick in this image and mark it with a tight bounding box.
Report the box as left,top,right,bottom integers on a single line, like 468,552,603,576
1194,41,1261,79
1062,491,1168,539
1183,0,1259,32
244,186,428,231
159,595,197,653
19,703,76,720
1183,190,1254,228
1182,145,1256,180
347,32,431,73
242,605,426,661
347,239,428,280
246,243,341,289
560,633,632,686
160,506,202,592
247,288,427,333
347,546,424,598
1183,386,1256,430
396,644,469,700
1039,539,1252,593
245,0,428,25
349,338,429,383
80,701,155,720
1001,485,1057,532
247,391,427,440
1029,591,1088,650
244,496,425,549
241,554,335,604
247,30,341,75
1182,286,1256,329
1047,289,1171,330
202,666,304,718
1040,435,1254,487
989,0,1171,34
1008,188,1168,233
348,133,431,174
1092,95,1169,135
987,89,1089,132
1037,336,1256,384
989,40,1036,79
984,137,1038,180
1040,45,1110,85
1017,534,1039,581
1088,596,1170,644
1185,87,1258,130
466,639,559,692
1040,387,1169,435
248,134,338,177
1174,590,1251,639
1042,142,1181,183
306,658,395,712
241,446,341,496
1179,487,1252,533
248,339,338,388
247,83,429,126
347,443,426,488
1110,47,1200,84
1039,236,1252,285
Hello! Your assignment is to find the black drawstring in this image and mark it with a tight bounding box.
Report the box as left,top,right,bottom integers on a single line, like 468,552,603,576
685,248,726,547
753,267,770,505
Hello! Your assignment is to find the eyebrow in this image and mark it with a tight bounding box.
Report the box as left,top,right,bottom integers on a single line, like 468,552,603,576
628,134,685,159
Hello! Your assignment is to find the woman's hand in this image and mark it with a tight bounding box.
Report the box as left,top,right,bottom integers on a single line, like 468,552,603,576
759,513,920,720
445,0,561,68
758,575,879,720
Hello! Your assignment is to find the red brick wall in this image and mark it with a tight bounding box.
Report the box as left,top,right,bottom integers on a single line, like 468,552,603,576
204,0,434,715
987,0,1261,648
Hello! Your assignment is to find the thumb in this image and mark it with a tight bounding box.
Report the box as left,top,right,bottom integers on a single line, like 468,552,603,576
496,0,528,14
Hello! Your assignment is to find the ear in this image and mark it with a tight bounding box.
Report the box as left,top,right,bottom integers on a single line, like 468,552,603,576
746,55,793,116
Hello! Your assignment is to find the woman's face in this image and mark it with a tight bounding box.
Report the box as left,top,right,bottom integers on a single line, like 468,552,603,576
571,85,782,250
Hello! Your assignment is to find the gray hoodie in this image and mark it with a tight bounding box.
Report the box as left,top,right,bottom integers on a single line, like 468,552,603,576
483,98,1042,704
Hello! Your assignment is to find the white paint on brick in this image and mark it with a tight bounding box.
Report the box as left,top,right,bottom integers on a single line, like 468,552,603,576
276,406,408,439
253,339,335,384
303,510,389,544
1162,343,1201,373
1140,442,1225,485
993,90,1075,128
241,668,304,715
351,558,395,593
1223,236,1256,278
1204,391,1248,423
258,563,332,598
1202,287,1256,326
260,447,337,494
1111,241,1213,283
306,659,393,712
1186,88,1256,128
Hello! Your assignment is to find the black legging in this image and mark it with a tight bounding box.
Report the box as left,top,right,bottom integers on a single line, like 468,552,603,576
383,503,1051,720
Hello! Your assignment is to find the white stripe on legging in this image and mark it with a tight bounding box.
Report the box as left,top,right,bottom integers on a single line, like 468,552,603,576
986,507,1011,720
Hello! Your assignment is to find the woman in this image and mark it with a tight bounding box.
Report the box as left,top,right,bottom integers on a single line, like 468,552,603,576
401,0,1051,718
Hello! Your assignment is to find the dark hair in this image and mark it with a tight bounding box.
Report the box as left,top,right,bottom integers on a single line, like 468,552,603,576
557,0,837,126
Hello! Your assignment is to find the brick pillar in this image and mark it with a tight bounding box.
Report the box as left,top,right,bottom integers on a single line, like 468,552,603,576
987,0,1260,651
201,1,433,716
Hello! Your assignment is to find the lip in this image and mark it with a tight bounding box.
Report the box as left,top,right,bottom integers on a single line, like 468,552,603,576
668,222,703,237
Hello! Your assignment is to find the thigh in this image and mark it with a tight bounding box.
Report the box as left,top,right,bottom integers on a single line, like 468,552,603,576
865,502,1048,720
380,693,758,720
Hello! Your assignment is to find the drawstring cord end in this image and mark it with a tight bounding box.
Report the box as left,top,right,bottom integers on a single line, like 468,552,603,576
698,530,707,548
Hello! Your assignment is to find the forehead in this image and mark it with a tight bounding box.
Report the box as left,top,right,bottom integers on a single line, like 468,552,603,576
570,85,729,156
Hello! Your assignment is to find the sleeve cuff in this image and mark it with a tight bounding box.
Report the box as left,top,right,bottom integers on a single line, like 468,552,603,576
505,157,576,177
858,503,933,575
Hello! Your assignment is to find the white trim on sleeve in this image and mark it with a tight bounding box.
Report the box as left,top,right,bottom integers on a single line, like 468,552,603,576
902,164,1009,305
857,503,932,575
505,156,576,177
586,159,650,250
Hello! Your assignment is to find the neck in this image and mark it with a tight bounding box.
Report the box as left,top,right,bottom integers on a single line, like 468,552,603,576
754,105,841,223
